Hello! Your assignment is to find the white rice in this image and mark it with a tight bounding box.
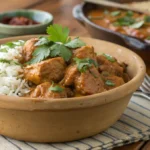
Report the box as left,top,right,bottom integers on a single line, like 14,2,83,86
0,40,30,96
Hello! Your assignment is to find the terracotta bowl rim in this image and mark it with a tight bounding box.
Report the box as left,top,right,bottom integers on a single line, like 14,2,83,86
0,35,146,111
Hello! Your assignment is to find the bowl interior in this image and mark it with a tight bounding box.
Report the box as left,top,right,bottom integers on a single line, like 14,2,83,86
0,35,146,111
0,9,53,26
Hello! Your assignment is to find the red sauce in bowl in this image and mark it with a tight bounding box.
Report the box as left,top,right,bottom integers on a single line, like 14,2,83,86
1,16,39,25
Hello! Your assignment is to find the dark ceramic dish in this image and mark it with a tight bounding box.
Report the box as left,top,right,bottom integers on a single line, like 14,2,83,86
73,2,150,73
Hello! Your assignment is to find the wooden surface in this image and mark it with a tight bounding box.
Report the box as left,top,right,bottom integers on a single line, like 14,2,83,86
0,0,149,149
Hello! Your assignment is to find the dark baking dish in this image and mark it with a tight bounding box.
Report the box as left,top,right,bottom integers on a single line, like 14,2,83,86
73,2,150,73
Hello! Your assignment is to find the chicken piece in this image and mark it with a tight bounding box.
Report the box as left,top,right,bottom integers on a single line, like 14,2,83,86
24,57,66,84
30,82,74,98
73,46,97,60
22,38,38,62
61,65,79,86
103,75,125,90
97,55,124,77
75,66,105,95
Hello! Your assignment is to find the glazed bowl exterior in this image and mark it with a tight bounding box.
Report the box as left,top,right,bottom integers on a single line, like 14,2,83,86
0,35,145,142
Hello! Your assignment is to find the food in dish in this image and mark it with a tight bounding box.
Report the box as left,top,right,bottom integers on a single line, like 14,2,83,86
88,8,150,42
0,24,130,98
1,16,39,25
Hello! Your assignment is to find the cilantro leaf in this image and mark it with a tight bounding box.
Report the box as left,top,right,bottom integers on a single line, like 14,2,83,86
73,57,98,72
47,24,70,44
65,37,86,48
27,45,50,65
49,82,64,92
126,10,134,17
146,36,150,40
34,37,50,46
129,20,145,29
0,59,11,64
113,16,135,26
145,16,150,23
50,44,72,61
105,80,115,86
0,49,7,52
111,11,121,17
103,53,116,62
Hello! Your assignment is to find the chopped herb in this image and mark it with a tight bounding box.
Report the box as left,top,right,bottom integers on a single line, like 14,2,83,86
126,10,134,17
144,16,150,23
47,24,71,44
105,80,115,86
113,16,135,26
146,36,150,40
49,82,64,92
88,16,104,20
0,59,11,64
27,24,85,64
65,37,86,48
0,49,7,52
111,11,121,17
103,53,116,62
34,37,50,46
73,57,98,73
129,20,145,29
104,9,109,15
50,44,72,61
27,45,51,65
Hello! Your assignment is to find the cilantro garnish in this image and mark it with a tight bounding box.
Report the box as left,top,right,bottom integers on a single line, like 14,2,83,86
113,16,135,26
49,82,64,92
144,16,150,23
27,24,86,64
105,80,115,86
126,11,134,17
0,59,11,64
27,45,51,65
111,11,121,17
0,49,7,52
73,57,98,73
103,53,116,62
146,36,150,40
129,20,145,29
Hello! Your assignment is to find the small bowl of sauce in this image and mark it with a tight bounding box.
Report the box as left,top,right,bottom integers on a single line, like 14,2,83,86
0,9,53,38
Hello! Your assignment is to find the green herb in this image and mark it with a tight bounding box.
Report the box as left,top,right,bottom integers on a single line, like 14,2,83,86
146,36,150,40
111,11,121,16
73,57,98,73
0,59,11,64
27,45,51,65
50,44,72,61
34,37,50,46
103,53,116,62
129,20,145,29
49,82,64,92
47,24,71,44
27,24,86,64
65,37,86,48
105,80,115,86
113,16,135,26
126,10,134,17
104,9,109,15
0,49,7,52
144,16,150,23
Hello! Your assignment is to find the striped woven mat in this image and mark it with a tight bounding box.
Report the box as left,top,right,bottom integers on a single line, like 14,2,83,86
0,94,149,150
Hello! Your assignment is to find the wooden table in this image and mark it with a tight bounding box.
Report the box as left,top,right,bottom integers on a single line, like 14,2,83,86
0,0,149,149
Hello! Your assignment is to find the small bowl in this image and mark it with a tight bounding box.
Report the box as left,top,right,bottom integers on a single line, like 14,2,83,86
0,35,145,142
0,9,53,38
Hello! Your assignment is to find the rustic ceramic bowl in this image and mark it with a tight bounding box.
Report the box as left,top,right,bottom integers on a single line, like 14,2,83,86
0,9,53,38
0,35,145,142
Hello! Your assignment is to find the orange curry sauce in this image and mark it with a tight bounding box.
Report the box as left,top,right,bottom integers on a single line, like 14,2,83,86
88,8,150,42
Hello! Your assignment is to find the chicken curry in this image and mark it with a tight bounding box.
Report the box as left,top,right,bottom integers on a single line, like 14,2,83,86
88,8,150,42
21,24,130,98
